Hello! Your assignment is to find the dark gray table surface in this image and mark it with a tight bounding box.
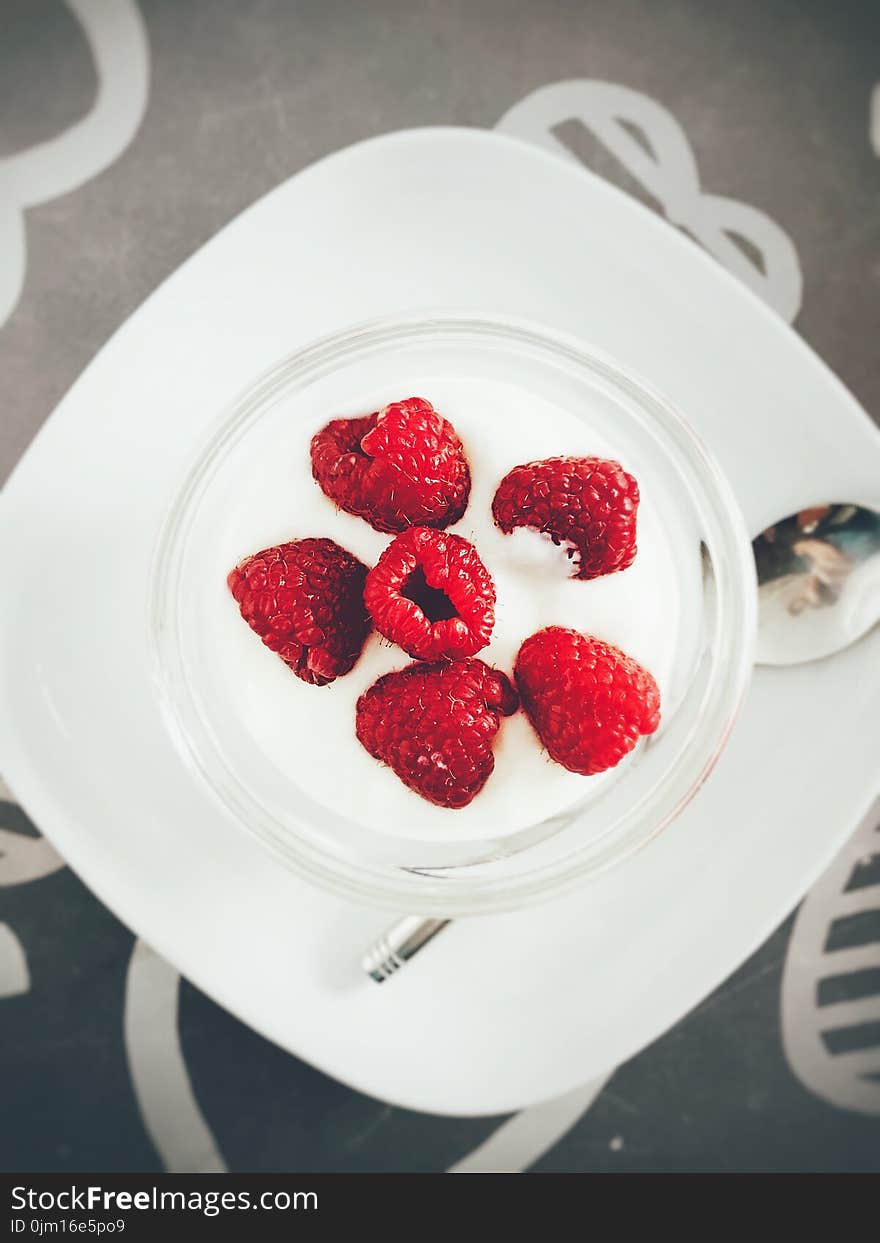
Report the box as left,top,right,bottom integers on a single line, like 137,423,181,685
1,0,879,1172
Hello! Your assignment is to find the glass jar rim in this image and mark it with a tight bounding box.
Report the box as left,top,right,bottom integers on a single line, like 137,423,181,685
151,310,757,915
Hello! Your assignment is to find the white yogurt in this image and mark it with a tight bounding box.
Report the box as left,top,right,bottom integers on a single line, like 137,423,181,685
207,376,691,844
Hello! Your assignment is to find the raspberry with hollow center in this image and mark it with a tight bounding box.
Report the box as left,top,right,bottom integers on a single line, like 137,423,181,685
310,396,471,534
364,526,496,661
227,538,371,686
355,659,519,808
515,626,660,775
492,455,639,580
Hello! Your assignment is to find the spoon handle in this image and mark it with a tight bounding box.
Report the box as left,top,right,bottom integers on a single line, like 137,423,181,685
362,916,451,982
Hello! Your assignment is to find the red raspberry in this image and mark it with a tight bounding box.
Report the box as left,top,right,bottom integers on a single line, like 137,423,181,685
364,527,495,661
227,538,371,686
492,456,639,580
515,627,660,775
356,660,519,808
310,397,471,534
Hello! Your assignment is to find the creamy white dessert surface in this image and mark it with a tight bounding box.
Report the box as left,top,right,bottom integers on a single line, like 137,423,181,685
208,375,695,844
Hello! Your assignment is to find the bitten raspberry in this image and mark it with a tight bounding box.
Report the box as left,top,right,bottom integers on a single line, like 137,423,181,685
364,526,495,661
515,626,660,775
227,538,371,686
355,659,519,808
492,455,639,580
310,396,471,534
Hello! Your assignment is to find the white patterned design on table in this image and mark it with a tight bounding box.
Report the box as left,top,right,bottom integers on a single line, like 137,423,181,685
0,0,149,330
781,801,880,1116
497,80,802,324
0,923,30,999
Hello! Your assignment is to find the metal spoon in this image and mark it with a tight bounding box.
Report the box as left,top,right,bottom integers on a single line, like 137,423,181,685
753,502,880,665
364,501,880,982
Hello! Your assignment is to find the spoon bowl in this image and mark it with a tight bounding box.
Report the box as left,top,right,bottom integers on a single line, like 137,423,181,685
753,503,880,666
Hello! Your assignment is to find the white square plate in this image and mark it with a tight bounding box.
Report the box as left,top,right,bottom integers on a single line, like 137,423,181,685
1,128,878,1115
